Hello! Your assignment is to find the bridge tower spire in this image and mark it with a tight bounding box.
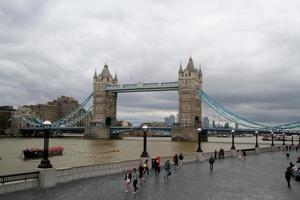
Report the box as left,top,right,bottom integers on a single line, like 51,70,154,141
172,57,202,141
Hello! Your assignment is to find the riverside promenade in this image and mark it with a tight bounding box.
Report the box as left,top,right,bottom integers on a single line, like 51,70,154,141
1,151,299,200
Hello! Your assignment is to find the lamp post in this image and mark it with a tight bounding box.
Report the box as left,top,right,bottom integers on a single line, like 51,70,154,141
255,130,259,148
270,130,274,147
38,120,53,168
196,128,203,152
282,133,285,146
140,125,149,157
231,129,236,150
291,135,294,146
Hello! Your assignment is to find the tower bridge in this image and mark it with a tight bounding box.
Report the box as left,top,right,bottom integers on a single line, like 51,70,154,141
19,57,300,138
90,57,202,141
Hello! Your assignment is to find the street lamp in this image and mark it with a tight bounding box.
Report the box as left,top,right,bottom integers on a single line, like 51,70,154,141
140,125,149,157
255,130,259,148
270,130,274,147
231,129,236,150
282,133,285,146
38,120,53,168
196,128,203,152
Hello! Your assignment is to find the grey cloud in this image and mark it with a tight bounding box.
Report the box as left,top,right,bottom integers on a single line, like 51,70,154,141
1,0,300,126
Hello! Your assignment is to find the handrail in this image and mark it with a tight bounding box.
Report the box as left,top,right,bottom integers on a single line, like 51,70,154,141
0,171,39,184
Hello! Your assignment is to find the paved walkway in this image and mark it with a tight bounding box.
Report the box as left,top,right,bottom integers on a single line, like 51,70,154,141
1,151,299,200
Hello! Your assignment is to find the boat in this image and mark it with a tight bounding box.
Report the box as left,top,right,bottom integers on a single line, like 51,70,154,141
22,146,64,160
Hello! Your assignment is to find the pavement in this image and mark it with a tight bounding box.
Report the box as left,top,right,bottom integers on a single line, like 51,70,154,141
1,151,299,200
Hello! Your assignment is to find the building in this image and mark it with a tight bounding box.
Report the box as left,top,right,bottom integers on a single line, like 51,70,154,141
30,96,79,123
116,120,132,127
212,120,216,128
202,116,209,128
165,114,175,126
0,106,15,131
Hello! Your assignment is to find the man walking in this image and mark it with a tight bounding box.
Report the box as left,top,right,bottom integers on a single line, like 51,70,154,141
209,156,215,170
164,160,171,180
179,153,184,167
132,168,139,194
285,167,293,190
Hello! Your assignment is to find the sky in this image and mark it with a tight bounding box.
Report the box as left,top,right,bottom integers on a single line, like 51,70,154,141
1,0,300,125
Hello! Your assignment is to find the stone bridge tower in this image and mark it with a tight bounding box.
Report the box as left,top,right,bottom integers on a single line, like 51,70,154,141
172,57,202,141
92,64,118,127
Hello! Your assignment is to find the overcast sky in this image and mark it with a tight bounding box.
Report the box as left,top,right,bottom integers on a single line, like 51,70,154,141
1,0,300,125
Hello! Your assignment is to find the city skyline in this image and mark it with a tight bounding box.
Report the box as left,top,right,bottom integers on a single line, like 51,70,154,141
1,1,300,125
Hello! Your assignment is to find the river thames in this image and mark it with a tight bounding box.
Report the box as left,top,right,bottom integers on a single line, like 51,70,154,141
0,136,279,175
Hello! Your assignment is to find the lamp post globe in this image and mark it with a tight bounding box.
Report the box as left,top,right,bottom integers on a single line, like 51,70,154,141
231,129,236,150
38,120,53,168
141,125,149,157
196,128,203,152
255,130,259,148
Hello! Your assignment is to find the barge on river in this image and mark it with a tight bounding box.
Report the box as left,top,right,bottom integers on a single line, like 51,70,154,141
22,146,64,160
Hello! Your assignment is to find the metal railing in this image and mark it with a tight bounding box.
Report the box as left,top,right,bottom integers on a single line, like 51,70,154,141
0,171,39,184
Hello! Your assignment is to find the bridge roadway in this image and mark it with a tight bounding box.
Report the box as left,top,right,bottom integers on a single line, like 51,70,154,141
1,151,299,200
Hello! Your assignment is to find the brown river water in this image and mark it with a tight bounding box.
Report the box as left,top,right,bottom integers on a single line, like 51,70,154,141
0,136,279,175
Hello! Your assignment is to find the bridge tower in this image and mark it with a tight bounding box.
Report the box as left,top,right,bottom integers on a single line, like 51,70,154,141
92,64,118,127
172,57,202,141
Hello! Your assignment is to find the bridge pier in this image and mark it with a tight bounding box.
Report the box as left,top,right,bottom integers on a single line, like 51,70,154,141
171,127,208,142
84,127,110,139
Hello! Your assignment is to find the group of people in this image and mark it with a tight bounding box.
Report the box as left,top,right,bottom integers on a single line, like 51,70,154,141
124,160,149,193
124,153,184,194
214,148,225,159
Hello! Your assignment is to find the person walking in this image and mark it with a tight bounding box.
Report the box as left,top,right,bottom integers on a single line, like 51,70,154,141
214,150,217,160
209,156,215,170
285,167,293,190
179,153,184,167
144,160,149,175
132,168,139,194
124,170,132,193
286,152,290,159
155,158,161,176
173,154,179,166
138,163,145,186
242,150,247,160
164,160,171,180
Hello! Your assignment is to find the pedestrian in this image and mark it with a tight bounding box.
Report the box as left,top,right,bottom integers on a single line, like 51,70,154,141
179,153,184,167
285,167,293,190
173,154,179,166
164,160,171,180
220,148,224,159
124,170,132,193
289,145,292,151
296,146,298,151
132,168,139,194
286,152,290,159
214,150,217,160
285,145,288,151
155,157,161,176
242,150,247,160
209,156,215,170
144,159,149,175
138,163,145,186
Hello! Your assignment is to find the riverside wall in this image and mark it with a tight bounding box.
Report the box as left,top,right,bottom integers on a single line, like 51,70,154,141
0,145,282,194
